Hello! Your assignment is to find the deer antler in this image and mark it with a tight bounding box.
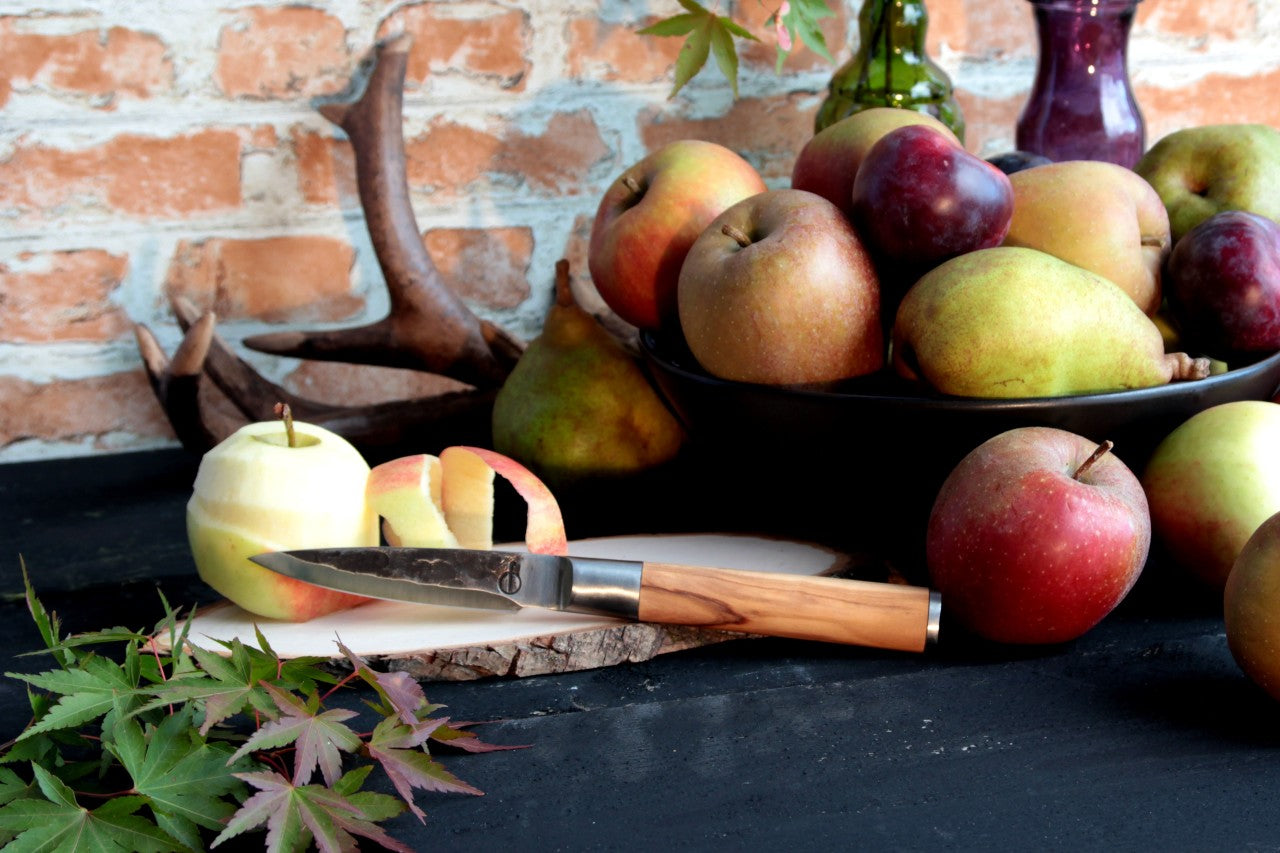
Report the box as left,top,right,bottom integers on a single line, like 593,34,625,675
137,32,522,455
141,295,496,456
242,32,524,388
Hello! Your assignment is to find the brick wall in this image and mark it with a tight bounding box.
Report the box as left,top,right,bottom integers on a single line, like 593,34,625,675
2,0,1277,462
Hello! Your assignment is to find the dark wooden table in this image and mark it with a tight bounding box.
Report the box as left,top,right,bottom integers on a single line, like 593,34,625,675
3,448,1278,850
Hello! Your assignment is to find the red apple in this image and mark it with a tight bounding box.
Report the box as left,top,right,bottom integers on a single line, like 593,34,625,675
851,124,1014,290
1224,509,1280,702
588,140,766,331
676,188,883,386
1164,210,1280,360
926,427,1151,645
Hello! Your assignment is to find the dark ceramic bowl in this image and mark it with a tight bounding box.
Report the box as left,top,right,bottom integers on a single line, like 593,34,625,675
640,331,1280,556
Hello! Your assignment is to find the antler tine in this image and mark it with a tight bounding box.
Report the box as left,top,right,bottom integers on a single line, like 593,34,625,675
169,295,338,422
243,32,524,389
141,298,498,455
134,314,250,450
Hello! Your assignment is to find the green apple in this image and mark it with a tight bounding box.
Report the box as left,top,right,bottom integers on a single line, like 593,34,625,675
588,139,766,331
187,419,378,621
1142,400,1280,587
790,107,960,219
1224,510,1280,702
1134,123,1280,242
1003,160,1170,315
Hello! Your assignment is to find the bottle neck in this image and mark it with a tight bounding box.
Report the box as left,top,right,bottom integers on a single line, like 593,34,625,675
1031,2,1136,82
859,0,932,64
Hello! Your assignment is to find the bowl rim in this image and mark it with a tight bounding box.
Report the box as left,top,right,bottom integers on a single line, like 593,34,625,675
639,331,1280,412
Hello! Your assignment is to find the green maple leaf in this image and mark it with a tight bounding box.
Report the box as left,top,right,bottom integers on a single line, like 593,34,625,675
213,770,415,853
8,655,142,740
228,683,362,787
773,0,835,72
638,0,760,98
139,639,280,734
19,562,74,670
107,705,248,851
0,765,177,852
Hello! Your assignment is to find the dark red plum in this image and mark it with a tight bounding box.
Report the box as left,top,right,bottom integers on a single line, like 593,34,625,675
985,150,1053,175
1166,211,1280,361
851,125,1015,287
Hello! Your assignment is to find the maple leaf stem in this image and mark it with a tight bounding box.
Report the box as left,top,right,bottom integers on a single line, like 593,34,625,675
260,750,293,777
74,787,139,799
320,669,363,703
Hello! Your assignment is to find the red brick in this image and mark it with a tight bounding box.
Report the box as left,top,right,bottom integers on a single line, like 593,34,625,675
1138,68,1280,141
423,227,532,309
380,3,531,90
404,111,608,196
0,130,243,222
0,250,132,343
0,372,174,449
929,0,1034,60
566,16,684,84
638,93,816,181
283,362,468,407
1136,0,1257,42
404,119,502,194
0,19,172,108
165,236,362,323
494,111,610,193
294,128,358,206
215,6,350,98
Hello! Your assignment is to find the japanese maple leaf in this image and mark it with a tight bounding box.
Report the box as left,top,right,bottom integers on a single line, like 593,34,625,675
336,641,433,727
7,655,141,740
337,640,525,753
366,717,482,822
139,639,283,734
228,683,362,787
0,765,177,852
213,770,414,853
107,706,247,851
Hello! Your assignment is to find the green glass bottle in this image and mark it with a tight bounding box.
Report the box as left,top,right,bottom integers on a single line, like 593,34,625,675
814,0,965,141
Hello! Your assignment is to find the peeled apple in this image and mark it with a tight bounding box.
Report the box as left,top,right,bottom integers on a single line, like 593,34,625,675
186,420,378,621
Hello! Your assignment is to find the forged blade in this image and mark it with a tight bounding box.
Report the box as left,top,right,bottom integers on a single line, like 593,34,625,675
249,547,573,612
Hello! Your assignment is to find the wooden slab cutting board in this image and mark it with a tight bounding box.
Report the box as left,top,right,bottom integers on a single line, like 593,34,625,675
169,533,853,682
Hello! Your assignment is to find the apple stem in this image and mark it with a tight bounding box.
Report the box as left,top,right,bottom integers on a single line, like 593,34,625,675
273,401,297,448
621,175,642,197
1072,440,1114,480
721,222,752,248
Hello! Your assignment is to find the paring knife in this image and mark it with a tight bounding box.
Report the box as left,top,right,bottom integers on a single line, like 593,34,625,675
250,547,942,653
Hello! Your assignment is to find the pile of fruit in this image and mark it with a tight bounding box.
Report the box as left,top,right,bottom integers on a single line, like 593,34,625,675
587,112,1280,394
574,111,1280,694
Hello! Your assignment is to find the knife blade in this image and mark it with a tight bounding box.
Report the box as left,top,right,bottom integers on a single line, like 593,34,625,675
250,547,942,653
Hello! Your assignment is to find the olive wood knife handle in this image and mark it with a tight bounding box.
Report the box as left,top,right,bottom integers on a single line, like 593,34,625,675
636,563,941,653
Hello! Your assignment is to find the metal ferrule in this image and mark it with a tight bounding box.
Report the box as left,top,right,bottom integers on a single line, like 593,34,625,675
927,591,943,645
565,557,643,620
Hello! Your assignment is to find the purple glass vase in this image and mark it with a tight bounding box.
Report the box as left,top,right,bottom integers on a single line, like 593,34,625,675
1015,0,1145,168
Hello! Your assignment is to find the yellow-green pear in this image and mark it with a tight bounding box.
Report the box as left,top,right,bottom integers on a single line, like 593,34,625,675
492,262,685,488
891,247,1211,398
